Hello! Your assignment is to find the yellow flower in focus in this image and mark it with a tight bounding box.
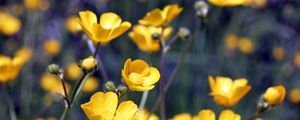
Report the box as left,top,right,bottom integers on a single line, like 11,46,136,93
15,47,33,64
263,85,286,105
219,109,241,120
78,11,131,44
225,34,239,51
208,76,251,107
0,12,21,36
82,76,99,93
24,0,50,11
208,0,247,7
289,88,300,104
65,63,82,80
238,37,255,54
65,16,82,33
40,73,71,96
43,39,61,57
129,25,173,52
293,52,300,68
139,4,183,27
122,58,160,91
81,92,138,120
81,56,97,72
272,47,285,61
138,109,159,120
195,109,215,120
171,113,192,120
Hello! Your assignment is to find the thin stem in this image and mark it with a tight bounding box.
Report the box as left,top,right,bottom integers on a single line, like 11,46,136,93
93,43,100,58
137,91,149,120
56,73,70,107
246,112,260,120
4,84,17,120
159,27,167,120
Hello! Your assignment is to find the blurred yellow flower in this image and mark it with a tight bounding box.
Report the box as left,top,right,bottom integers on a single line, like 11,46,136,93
138,109,159,120
65,16,82,34
263,85,286,105
65,62,82,80
40,73,71,96
139,4,183,27
171,113,192,120
208,76,251,107
82,76,99,93
24,0,50,11
0,12,21,36
81,92,138,120
208,0,247,7
245,0,267,8
35,116,57,120
225,34,239,51
81,56,97,72
122,58,160,91
129,25,173,52
219,109,241,120
78,11,131,44
272,47,285,61
289,88,300,104
194,109,215,120
15,47,33,64
293,52,300,68
238,37,255,54
43,39,61,57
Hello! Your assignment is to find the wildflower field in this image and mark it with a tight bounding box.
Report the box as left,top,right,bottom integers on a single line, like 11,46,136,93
0,0,300,120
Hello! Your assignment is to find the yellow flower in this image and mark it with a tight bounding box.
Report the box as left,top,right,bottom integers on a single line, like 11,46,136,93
224,34,239,51
208,0,247,7
43,39,61,56
171,113,192,120
195,109,215,120
289,88,300,104
272,47,285,61
78,11,131,44
263,85,286,105
238,37,255,54
219,109,241,120
121,58,160,91
0,12,21,36
138,109,159,120
82,76,99,93
15,47,33,64
40,73,71,96
81,92,138,120
65,16,82,33
81,56,97,72
129,25,173,52
208,76,251,107
65,63,82,80
24,0,50,11
293,52,300,68
139,4,183,27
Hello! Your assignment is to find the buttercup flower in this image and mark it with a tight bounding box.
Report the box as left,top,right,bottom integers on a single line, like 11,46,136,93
171,113,192,120
65,16,82,33
81,56,97,72
263,85,286,105
238,37,255,54
272,47,285,61
65,62,82,80
43,39,61,57
122,58,160,91
24,0,50,11
195,109,215,120
82,76,99,93
208,76,251,107
208,0,247,7
81,92,138,120
40,73,71,96
289,88,300,104
78,11,131,44
138,109,159,120
219,109,241,120
139,4,183,27
15,47,33,63
128,25,173,52
0,12,21,36
225,34,239,51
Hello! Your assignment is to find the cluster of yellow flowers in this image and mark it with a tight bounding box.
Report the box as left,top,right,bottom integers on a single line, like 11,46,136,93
171,109,240,120
225,34,255,54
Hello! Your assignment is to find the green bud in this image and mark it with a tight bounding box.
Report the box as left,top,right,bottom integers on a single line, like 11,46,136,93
178,27,190,39
117,84,128,95
48,64,60,74
103,81,116,92
194,1,209,18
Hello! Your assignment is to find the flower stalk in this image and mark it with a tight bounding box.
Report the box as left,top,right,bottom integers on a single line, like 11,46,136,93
4,84,17,120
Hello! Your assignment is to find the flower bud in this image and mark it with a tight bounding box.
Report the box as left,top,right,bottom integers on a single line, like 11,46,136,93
117,84,128,95
263,85,286,105
194,1,209,18
178,27,190,39
103,81,116,92
48,64,60,74
81,56,97,72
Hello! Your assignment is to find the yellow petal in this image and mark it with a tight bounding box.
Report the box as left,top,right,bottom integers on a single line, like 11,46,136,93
79,10,97,31
219,109,241,120
171,113,193,120
263,85,286,105
108,21,131,42
208,76,217,92
100,12,122,29
197,109,215,120
162,4,183,22
130,85,155,91
142,67,160,86
129,59,149,74
114,101,138,120
139,9,164,27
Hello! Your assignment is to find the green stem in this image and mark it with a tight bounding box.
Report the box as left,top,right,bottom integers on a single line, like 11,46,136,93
4,84,17,120
137,91,149,119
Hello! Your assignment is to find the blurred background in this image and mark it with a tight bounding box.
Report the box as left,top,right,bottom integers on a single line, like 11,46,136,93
1,0,300,119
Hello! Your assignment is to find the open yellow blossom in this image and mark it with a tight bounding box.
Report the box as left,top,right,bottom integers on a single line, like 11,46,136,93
43,39,61,57
40,73,71,96
138,109,159,120
129,25,173,52
65,16,82,33
78,11,131,44
122,58,160,91
195,109,215,120
82,76,99,93
65,63,82,80
171,113,192,120
238,37,255,54
263,85,286,105
272,47,285,61
225,34,239,51
0,12,21,36
208,76,251,107
81,92,138,120
219,109,241,120
139,4,183,27
208,0,247,7
293,52,300,68
81,56,97,72
24,0,50,11
289,88,300,104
